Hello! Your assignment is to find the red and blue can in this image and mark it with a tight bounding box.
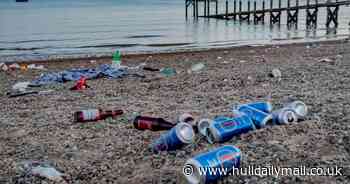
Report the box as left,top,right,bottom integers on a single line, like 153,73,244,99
206,115,255,143
237,105,273,128
184,145,241,184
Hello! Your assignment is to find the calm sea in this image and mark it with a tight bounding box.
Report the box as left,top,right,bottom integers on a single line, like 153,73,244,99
0,0,349,62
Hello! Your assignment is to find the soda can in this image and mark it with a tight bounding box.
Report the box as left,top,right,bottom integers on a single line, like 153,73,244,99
285,100,308,120
197,119,213,136
206,115,255,143
238,105,273,129
151,122,195,153
272,108,298,125
179,113,195,124
184,145,241,184
237,101,273,113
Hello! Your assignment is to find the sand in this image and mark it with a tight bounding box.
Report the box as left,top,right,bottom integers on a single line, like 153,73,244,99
0,40,350,183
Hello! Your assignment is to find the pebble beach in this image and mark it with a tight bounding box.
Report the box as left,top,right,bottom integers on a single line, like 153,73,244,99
1,40,350,183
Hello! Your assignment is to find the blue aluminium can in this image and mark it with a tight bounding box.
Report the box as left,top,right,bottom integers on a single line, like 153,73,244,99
151,122,195,153
284,100,308,120
184,145,241,184
234,101,273,114
272,108,298,125
238,105,273,129
207,115,255,143
244,101,273,113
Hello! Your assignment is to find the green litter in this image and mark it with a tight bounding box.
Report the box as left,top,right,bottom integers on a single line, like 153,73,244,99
160,67,176,77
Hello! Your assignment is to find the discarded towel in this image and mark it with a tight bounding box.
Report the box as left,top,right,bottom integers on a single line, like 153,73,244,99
30,64,127,86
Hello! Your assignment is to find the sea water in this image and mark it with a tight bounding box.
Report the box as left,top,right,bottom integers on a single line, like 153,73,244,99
0,0,349,61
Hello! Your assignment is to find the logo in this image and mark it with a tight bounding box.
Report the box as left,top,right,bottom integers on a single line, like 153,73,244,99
219,119,241,130
153,135,169,153
216,149,240,169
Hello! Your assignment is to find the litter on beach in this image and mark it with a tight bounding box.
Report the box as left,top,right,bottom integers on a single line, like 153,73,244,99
0,63,45,71
70,76,90,90
8,90,54,98
12,82,31,92
188,63,205,73
199,100,309,144
160,67,176,77
27,64,45,70
30,64,128,86
17,160,66,183
0,63,9,71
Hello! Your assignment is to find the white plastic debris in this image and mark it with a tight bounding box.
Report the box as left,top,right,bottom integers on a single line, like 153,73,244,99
0,63,8,72
28,64,45,70
114,62,146,70
12,82,30,92
18,161,65,182
38,90,55,95
188,63,205,73
319,58,333,63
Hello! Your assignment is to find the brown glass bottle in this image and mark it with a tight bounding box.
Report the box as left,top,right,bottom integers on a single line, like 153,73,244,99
133,116,175,131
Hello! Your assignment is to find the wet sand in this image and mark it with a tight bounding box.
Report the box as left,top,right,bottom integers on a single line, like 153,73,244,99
0,40,350,183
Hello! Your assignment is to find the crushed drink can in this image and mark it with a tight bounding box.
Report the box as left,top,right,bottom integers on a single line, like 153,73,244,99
285,100,308,120
151,122,195,153
237,105,273,128
197,119,213,136
237,101,273,113
272,108,298,125
184,145,241,184
206,115,255,143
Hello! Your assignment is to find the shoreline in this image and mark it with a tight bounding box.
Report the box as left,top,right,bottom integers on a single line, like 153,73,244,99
1,36,349,65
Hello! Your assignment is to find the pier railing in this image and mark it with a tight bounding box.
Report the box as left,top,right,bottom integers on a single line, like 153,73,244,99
185,0,350,28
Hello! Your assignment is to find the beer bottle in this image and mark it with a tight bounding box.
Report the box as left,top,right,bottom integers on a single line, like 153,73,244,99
133,116,175,131
74,109,123,122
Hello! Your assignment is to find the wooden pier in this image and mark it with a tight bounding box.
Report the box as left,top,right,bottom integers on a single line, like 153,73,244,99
185,0,350,28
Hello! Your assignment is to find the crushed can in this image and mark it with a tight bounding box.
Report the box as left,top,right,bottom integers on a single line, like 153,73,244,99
184,145,241,184
206,115,255,143
237,101,273,113
272,108,298,125
285,100,308,120
150,122,195,153
237,105,273,128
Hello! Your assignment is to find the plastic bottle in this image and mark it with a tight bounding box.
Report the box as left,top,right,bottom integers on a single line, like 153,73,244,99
112,50,121,68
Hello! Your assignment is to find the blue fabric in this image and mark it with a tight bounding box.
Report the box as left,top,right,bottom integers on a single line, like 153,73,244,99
30,64,127,86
